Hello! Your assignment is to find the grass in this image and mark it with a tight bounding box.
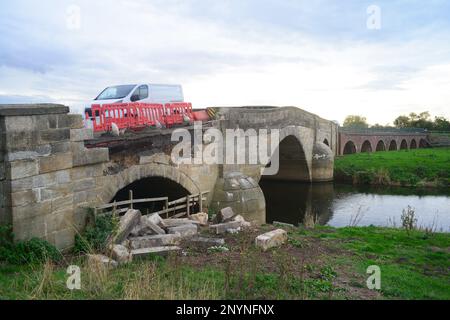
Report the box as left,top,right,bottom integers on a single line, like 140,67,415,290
334,147,450,187
1,225,448,300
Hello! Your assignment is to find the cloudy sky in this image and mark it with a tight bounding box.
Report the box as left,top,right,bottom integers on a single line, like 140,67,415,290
1,0,449,124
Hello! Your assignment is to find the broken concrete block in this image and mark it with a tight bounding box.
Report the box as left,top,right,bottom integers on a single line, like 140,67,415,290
209,221,242,234
114,209,142,244
189,236,225,246
111,244,132,264
168,223,198,237
131,246,181,258
255,229,288,251
189,212,209,225
87,254,118,268
233,215,251,228
217,207,236,222
129,234,181,250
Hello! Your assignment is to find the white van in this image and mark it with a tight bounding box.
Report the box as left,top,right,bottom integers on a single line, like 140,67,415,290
85,84,184,116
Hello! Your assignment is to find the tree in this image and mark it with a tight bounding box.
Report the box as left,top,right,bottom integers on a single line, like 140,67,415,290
343,115,369,128
433,116,450,131
394,116,411,128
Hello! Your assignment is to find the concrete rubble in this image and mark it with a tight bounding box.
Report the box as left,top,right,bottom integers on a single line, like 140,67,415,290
100,207,253,265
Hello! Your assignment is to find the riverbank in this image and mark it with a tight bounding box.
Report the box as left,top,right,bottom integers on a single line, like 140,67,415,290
334,147,450,187
1,224,449,300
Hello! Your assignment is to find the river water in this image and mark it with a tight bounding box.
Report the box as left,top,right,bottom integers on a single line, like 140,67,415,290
260,180,450,232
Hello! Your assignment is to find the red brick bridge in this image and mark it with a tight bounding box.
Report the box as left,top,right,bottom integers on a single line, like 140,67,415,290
338,128,430,155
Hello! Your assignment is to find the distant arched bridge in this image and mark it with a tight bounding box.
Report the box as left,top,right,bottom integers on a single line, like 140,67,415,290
338,128,430,155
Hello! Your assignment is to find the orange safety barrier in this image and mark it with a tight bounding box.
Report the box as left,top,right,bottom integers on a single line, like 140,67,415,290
86,102,193,132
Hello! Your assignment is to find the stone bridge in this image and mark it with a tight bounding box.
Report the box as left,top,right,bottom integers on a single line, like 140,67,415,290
0,104,338,249
339,129,430,155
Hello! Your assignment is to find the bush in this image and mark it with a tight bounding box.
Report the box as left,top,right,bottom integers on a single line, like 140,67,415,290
0,225,62,265
73,214,119,254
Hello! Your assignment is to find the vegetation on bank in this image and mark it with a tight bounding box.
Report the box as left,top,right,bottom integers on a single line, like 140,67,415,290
1,221,449,300
334,147,450,187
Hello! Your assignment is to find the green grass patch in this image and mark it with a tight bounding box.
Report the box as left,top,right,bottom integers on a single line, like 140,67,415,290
294,226,450,300
335,147,450,186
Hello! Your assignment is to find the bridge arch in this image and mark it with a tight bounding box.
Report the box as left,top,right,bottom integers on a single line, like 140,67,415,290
376,140,386,152
410,139,417,149
388,140,397,151
263,132,311,181
361,140,372,153
400,139,408,150
419,139,429,148
343,141,357,155
97,162,201,206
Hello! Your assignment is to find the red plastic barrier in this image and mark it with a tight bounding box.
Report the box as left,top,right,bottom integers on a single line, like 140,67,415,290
86,102,193,132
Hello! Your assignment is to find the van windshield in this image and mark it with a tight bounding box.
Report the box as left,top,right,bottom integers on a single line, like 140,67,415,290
95,85,136,100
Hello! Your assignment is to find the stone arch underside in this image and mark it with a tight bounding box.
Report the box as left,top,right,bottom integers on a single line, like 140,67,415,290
410,139,417,149
376,140,386,151
95,163,202,208
361,140,372,153
343,141,357,154
400,139,408,150
389,140,398,151
261,126,313,182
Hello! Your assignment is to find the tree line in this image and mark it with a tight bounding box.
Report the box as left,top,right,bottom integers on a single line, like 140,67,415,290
342,112,450,131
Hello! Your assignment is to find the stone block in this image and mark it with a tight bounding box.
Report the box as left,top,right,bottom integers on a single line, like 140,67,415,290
6,145,52,161
209,221,241,235
4,116,33,132
39,129,70,144
73,178,96,192
218,207,236,222
162,218,198,228
189,236,225,246
11,190,38,207
233,215,251,228
255,229,288,251
110,244,132,264
38,153,73,174
168,224,198,237
73,148,109,167
129,234,181,250
131,246,181,259
114,209,141,244
51,141,71,154
70,128,93,142
12,200,51,221
58,114,84,129
189,212,209,225
47,209,74,232
8,159,38,180
145,220,166,235
87,254,118,268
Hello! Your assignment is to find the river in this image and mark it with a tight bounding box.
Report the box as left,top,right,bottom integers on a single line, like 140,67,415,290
259,180,450,232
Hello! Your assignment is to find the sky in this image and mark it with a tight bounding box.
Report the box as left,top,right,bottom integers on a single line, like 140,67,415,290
0,0,449,125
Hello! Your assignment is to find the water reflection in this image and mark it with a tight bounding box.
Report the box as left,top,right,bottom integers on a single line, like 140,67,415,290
259,180,450,232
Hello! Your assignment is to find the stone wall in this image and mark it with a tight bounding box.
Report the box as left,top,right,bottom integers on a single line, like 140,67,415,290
0,104,109,249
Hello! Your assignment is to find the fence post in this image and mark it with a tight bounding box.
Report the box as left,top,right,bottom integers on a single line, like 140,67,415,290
165,198,169,219
199,192,203,213
186,195,191,217
129,190,133,209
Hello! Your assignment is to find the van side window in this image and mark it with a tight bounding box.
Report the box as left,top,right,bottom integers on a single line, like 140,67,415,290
131,85,149,101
